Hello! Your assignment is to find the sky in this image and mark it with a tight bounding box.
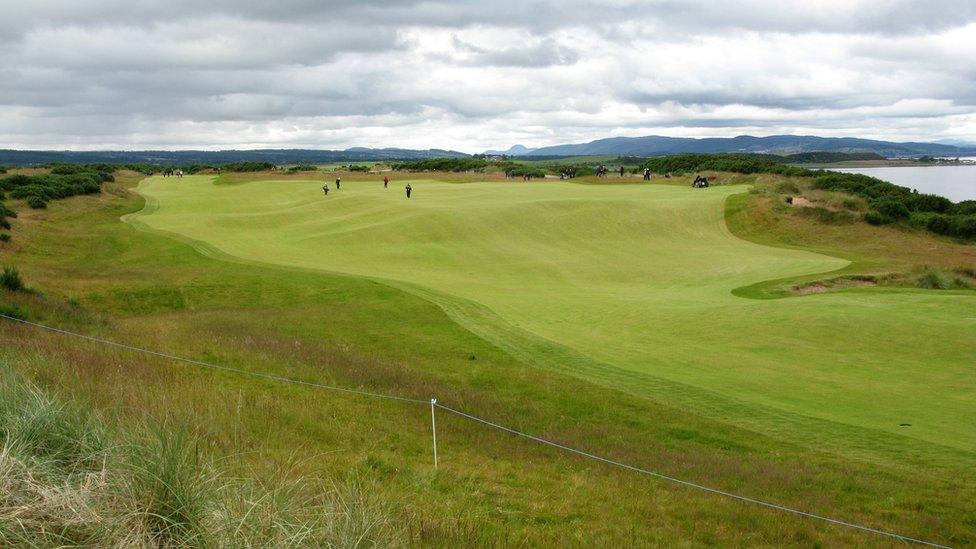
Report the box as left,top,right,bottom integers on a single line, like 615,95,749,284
1,0,975,152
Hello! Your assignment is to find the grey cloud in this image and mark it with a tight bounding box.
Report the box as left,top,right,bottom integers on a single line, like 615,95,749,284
0,0,975,149
451,36,579,67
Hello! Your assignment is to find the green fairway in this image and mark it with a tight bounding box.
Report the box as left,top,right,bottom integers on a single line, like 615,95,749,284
130,175,976,458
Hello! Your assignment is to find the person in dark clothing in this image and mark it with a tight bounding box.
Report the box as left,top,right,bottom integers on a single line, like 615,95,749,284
335,177,341,190
643,168,651,181
322,183,329,195
383,176,389,188
405,183,412,198
619,166,625,177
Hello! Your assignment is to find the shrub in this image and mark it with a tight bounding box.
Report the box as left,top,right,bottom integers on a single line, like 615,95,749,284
287,164,318,172
925,214,952,235
907,193,953,214
0,303,26,319
952,215,976,239
916,268,949,290
864,211,886,225
0,233,9,242
872,199,910,220
1,265,26,291
0,218,10,230
775,181,800,194
27,195,47,209
954,201,976,215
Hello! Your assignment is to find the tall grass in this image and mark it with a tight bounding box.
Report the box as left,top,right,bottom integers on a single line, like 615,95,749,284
0,368,399,547
1,266,26,292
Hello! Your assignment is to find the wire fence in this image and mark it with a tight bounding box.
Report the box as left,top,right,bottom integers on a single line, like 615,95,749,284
0,313,953,548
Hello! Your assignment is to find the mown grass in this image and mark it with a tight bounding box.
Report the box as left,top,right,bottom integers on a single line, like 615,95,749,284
0,170,973,546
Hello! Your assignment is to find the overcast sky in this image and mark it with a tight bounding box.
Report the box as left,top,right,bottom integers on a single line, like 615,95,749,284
2,0,975,152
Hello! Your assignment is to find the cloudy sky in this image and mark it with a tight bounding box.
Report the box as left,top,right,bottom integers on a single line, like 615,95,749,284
2,0,975,152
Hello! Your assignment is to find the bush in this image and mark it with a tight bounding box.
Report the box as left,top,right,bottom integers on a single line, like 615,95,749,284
1,265,26,291
27,195,47,209
872,199,910,221
926,214,952,235
0,233,9,243
954,200,976,215
907,193,953,214
0,303,26,319
917,268,950,290
952,215,976,239
864,211,886,225
0,218,10,230
287,164,318,172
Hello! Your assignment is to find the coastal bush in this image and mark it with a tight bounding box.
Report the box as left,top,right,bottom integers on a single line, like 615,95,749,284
925,214,952,235
27,195,47,209
864,211,886,225
873,198,910,220
1,265,26,291
0,233,9,243
954,201,976,215
288,164,318,172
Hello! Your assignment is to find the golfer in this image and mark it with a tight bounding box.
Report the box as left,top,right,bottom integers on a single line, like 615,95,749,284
405,183,412,198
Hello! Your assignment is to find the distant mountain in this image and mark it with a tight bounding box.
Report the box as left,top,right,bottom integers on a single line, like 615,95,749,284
483,144,537,156
0,147,469,166
520,135,976,158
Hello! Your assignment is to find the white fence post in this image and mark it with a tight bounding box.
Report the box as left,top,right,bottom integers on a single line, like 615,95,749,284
430,398,438,469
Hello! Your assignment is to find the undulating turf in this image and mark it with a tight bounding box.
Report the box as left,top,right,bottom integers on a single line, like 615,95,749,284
131,175,976,464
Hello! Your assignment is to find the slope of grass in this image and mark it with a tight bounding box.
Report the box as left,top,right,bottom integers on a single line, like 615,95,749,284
131,175,976,457
0,368,395,547
0,170,973,545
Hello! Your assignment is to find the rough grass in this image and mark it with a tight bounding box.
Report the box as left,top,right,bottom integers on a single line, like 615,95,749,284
0,367,398,547
0,170,972,546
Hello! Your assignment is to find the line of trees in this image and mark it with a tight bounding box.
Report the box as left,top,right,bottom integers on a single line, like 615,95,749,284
639,154,812,176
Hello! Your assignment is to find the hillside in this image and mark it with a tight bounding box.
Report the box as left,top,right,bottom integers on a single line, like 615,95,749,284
522,134,976,158
0,147,469,167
